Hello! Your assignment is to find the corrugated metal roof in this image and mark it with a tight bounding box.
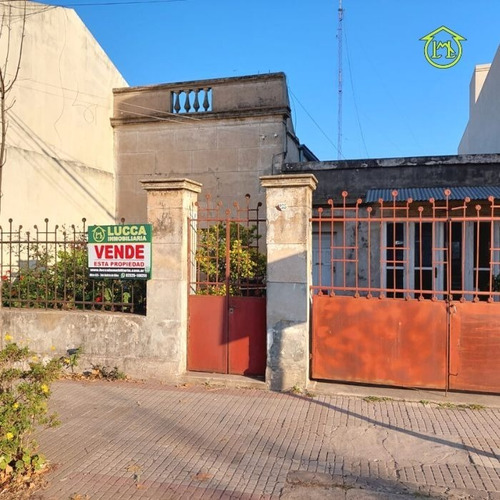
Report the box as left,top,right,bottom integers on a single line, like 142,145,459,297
365,186,500,203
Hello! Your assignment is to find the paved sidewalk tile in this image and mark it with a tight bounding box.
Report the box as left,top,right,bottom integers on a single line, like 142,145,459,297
35,380,500,499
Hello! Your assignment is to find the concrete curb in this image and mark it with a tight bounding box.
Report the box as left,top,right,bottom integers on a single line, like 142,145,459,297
281,471,499,499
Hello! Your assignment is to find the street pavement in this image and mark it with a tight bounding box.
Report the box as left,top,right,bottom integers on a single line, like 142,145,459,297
35,379,500,499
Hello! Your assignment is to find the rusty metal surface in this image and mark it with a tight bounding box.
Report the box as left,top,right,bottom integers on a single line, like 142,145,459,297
228,297,266,376
311,189,500,391
187,195,267,376
187,295,227,373
311,189,500,302
312,295,448,389
187,295,267,376
188,194,266,297
450,301,500,393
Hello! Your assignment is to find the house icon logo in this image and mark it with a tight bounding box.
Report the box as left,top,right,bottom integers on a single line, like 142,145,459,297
420,26,466,69
92,226,106,243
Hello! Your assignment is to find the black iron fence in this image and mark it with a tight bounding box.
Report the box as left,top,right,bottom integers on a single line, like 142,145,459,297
0,219,146,314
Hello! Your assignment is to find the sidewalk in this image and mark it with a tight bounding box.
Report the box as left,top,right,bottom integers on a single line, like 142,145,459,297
36,379,500,499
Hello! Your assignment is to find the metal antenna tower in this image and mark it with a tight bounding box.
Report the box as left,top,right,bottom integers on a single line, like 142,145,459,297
337,0,344,160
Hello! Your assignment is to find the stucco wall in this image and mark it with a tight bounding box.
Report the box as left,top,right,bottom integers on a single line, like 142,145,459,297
0,1,127,226
113,74,301,222
0,309,181,380
115,117,290,222
459,45,500,154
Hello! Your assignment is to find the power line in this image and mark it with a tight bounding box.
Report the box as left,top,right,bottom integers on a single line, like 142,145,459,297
289,87,344,160
39,0,185,7
13,79,204,124
344,24,369,157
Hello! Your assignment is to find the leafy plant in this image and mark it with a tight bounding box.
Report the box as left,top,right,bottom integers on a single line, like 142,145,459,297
0,334,63,490
2,241,146,314
195,222,265,296
493,274,500,292
86,364,126,381
61,348,82,374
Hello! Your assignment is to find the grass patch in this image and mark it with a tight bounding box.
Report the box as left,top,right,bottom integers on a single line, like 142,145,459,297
436,402,485,411
362,396,393,403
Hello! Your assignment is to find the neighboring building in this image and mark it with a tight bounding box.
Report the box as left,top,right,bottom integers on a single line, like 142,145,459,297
0,1,127,226
285,153,500,298
285,154,500,205
112,73,317,223
459,45,500,154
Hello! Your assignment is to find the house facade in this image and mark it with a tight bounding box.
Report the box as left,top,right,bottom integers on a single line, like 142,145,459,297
284,154,500,300
112,73,317,223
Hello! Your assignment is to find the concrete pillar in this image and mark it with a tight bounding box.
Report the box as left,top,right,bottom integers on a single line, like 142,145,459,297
141,178,202,376
260,174,318,391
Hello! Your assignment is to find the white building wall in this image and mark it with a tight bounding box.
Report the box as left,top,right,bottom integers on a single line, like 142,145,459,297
0,1,127,226
459,45,500,155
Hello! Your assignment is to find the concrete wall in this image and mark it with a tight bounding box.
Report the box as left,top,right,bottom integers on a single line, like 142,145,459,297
261,174,317,390
284,154,500,205
0,310,156,378
0,175,320,391
0,1,127,226
459,45,500,154
0,178,202,381
112,73,302,223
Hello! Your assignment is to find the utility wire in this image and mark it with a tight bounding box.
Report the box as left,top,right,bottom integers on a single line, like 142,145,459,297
289,87,345,160
37,0,185,7
344,24,369,157
13,79,203,124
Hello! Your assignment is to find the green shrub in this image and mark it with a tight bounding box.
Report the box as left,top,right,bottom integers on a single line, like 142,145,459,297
0,334,62,489
195,222,265,296
2,242,146,314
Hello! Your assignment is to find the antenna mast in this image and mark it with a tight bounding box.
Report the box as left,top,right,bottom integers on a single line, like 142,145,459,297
337,0,344,160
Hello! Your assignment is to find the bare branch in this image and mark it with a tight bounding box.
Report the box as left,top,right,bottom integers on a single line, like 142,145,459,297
2,1,12,84
5,98,16,112
0,7,6,42
0,0,27,212
6,0,26,93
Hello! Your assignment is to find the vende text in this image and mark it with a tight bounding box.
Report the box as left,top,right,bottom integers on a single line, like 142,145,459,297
94,244,145,259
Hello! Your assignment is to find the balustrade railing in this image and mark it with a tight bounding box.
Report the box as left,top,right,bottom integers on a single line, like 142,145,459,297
171,87,212,114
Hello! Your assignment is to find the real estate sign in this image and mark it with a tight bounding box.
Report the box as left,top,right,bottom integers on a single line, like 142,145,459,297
88,224,152,280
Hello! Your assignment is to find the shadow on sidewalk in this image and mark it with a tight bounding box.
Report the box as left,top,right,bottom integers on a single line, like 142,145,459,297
286,392,497,461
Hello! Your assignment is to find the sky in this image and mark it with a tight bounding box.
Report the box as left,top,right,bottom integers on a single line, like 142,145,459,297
43,0,500,162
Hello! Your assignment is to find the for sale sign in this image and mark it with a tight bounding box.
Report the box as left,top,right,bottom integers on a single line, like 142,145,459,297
88,224,152,280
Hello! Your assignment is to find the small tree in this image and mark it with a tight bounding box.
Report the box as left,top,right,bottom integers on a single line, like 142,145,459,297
0,0,27,212
0,335,62,490
195,222,266,296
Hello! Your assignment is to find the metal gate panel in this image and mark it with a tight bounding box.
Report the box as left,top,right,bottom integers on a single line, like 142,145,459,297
312,295,447,389
187,195,267,376
450,301,500,393
188,295,227,373
228,297,266,376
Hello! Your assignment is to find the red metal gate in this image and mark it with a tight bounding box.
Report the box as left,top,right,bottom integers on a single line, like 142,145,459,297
311,190,500,393
187,195,266,376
